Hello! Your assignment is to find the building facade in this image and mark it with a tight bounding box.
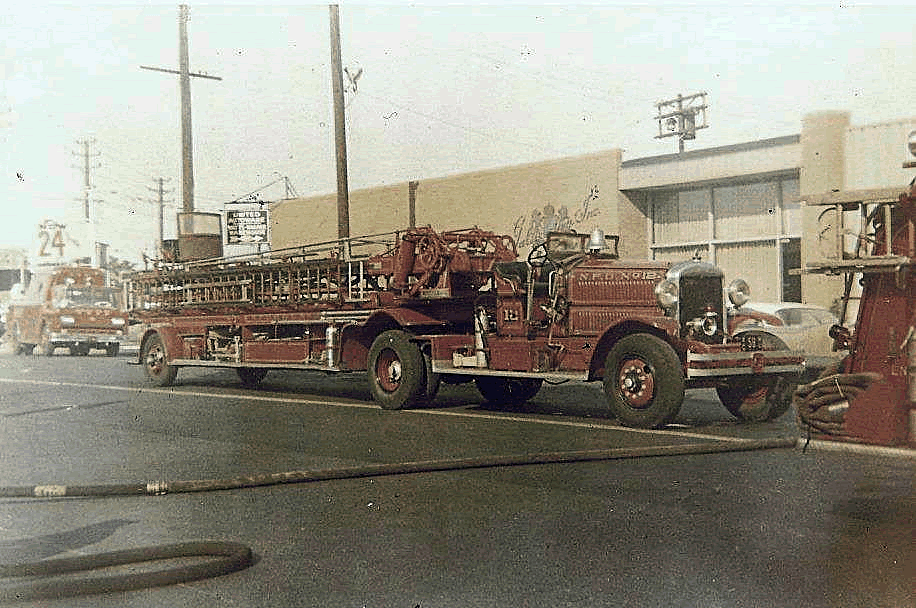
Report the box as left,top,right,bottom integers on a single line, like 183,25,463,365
270,111,916,308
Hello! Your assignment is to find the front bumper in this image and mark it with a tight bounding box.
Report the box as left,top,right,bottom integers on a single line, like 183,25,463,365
49,331,123,346
686,349,804,378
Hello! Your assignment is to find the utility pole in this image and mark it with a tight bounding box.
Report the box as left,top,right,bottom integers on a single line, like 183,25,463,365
72,137,103,266
141,4,221,214
148,177,173,252
73,137,100,221
283,176,298,199
654,92,709,153
329,4,350,241
178,4,194,214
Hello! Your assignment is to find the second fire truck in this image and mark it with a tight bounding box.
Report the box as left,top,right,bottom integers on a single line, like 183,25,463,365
127,227,802,428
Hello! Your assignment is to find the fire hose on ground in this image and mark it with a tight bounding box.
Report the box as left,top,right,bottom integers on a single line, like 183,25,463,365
0,437,795,601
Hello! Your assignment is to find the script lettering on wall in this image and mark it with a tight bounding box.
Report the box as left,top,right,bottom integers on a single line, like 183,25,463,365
513,184,601,247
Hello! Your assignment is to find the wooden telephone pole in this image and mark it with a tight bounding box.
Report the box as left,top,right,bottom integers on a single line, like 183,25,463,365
141,4,221,214
329,4,350,240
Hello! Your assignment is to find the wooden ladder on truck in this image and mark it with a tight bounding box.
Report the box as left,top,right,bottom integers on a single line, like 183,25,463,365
129,232,403,311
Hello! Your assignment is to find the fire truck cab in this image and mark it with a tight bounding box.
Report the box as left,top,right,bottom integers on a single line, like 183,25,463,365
6,266,127,357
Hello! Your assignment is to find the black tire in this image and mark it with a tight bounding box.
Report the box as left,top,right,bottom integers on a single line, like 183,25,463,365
367,330,426,410
141,333,177,387
423,351,441,401
603,333,685,428
237,367,268,388
35,327,54,357
717,374,797,422
9,324,30,356
474,376,543,406
70,343,90,356
720,331,798,422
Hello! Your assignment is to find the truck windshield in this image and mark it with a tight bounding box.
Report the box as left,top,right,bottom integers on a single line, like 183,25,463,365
51,285,118,309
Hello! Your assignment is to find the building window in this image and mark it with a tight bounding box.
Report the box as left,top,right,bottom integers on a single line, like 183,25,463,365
713,182,780,240
650,174,801,301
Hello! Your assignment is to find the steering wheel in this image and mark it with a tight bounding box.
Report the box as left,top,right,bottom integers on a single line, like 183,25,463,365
527,242,551,268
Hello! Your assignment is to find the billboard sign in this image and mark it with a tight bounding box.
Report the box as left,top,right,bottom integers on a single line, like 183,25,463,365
226,210,269,244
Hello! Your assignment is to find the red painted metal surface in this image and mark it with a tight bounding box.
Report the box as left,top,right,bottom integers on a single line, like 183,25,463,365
843,199,916,445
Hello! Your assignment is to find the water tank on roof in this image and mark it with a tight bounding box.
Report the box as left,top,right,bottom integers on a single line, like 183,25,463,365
177,212,223,261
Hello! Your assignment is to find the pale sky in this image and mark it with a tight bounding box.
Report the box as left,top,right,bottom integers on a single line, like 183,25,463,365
2,2,914,262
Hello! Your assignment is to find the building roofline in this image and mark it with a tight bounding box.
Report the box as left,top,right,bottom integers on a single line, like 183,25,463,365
621,134,800,169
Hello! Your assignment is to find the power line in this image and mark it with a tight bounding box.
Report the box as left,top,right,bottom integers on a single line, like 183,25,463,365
355,90,555,157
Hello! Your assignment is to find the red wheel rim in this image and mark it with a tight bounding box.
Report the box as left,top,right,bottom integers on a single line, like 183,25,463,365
146,344,165,375
617,358,655,409
375,349,402,393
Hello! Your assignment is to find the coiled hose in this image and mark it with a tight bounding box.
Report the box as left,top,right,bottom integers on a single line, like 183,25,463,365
0,541,252,602
794,367,882,437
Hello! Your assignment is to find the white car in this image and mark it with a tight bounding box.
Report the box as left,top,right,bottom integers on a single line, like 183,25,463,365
729,302,846,375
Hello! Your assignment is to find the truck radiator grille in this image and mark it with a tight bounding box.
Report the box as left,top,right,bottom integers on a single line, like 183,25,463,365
679,275,725,344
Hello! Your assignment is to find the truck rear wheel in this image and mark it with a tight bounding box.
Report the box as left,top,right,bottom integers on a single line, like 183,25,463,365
603,333,684,428
475,377,543,406
237,367,268,388
368,330,425,410
70,343,90,356
141,333,177,386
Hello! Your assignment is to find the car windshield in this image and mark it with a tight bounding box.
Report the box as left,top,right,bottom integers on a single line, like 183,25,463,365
777,307,834,326
51,285,118,309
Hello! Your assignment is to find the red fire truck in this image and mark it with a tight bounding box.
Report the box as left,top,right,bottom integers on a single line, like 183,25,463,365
127,226,802,428
794,181,916,446
6,265,127,357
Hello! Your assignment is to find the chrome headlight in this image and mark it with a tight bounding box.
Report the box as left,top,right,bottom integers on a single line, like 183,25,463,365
59,315,76,326
699,311,719,336
654,279,679,311
111,317,126,327
727,278,751,308
686,309,720,338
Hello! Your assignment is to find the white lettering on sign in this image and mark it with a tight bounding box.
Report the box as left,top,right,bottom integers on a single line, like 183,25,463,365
574,270,663,284
227,210,269,244
37,220,66,258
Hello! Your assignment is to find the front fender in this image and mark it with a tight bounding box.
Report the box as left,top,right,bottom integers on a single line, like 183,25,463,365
138,325,181,364
589,317,682,380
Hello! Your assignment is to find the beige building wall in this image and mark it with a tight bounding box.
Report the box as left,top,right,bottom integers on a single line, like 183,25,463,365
271,149,627,257
845,117,916,190
800,111,850,309
270,183,413,250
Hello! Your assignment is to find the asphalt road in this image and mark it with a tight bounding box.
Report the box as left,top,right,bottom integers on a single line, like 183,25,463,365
0,349,912,607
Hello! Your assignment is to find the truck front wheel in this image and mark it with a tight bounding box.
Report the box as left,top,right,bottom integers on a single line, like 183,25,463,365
35,326,54,357
9,324,32,356
367,330,426,410
717,375,796,422
603,334,685,428
475,376,543,406
141,333,177,386
719,330,797,421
